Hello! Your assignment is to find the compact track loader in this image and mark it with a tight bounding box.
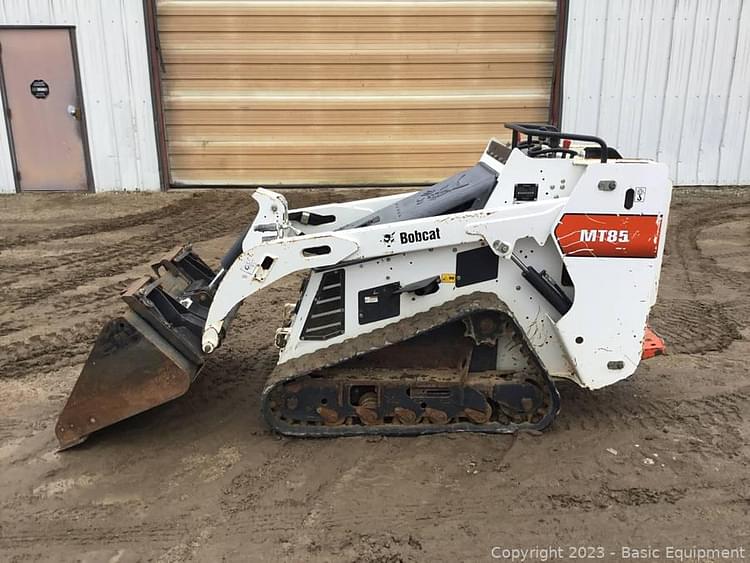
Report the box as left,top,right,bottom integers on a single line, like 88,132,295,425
56,124,671,449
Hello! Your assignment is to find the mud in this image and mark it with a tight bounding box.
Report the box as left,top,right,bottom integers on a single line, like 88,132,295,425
0,187,748,562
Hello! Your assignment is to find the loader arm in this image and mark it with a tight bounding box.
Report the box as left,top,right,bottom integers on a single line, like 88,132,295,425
201,198,566,355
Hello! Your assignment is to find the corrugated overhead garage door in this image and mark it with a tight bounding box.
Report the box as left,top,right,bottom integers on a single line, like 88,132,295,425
157,1,558,186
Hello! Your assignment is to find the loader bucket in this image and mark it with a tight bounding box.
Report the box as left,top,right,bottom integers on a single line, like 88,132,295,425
56,246,214,449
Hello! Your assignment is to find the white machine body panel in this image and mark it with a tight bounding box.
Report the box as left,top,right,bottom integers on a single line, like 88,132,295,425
203,142,672,391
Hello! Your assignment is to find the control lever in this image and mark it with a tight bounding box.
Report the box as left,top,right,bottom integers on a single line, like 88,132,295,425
395,275,441,296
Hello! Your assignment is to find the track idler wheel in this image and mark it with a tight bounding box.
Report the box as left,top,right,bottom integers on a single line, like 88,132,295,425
317,406,345,426
424,408,449,425
464,405,492,424
354,392,381,425
394,407,417,425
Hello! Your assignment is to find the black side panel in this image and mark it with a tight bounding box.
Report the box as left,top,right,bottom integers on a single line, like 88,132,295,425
358,282,401,324
514,183,538,202
301,269,345,340
455,246,499,288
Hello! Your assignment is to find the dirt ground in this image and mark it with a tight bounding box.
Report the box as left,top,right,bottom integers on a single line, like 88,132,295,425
0,187,748,563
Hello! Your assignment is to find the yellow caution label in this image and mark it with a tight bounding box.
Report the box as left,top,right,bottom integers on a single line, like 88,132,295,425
440,273,456,283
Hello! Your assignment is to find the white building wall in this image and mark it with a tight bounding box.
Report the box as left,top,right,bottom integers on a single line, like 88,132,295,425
562,0,750,185
0,0,160,192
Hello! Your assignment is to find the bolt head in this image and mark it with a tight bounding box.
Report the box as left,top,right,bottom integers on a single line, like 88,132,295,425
492,240,510,253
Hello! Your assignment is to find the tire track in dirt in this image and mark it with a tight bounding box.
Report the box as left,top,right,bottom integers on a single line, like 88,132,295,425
46,278,136,314
0,326,99,379
214,439,426,563
219,441,301,516
0,522,189,549
1,193,236,280
722,300,750,329
0,320,23,338
0,418,30,441
0,195,196,252
653,194,748,356
0,277,135,345
278,441,428,563
0,192,252,315
650,299,741,354
3,502,148,527
0,194,227,278
557,381,750,453
670,195,750,295
548,485,687,511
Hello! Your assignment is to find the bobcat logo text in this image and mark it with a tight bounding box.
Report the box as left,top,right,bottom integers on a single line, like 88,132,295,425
399,227,441,244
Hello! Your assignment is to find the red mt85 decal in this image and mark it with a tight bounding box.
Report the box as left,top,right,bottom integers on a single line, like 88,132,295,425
554,214,662,258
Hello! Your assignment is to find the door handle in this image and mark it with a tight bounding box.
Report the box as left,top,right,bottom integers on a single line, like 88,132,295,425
67,105,81,120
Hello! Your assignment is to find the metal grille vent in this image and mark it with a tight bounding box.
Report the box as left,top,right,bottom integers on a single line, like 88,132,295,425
301,269,345,340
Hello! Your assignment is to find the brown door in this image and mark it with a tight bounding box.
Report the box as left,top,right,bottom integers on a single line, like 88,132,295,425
0,28,89,191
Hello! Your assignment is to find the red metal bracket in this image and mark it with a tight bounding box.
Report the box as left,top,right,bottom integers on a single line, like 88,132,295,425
642,325,666,359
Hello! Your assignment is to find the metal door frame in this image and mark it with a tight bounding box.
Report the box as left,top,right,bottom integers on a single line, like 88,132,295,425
0,25,93,193
143,0,170,191
549,0,569,129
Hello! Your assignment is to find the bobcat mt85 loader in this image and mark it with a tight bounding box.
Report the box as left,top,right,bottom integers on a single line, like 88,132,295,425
56,124,671,449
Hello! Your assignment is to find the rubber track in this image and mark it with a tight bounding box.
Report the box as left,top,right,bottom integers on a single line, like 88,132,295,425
261,293,561,437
